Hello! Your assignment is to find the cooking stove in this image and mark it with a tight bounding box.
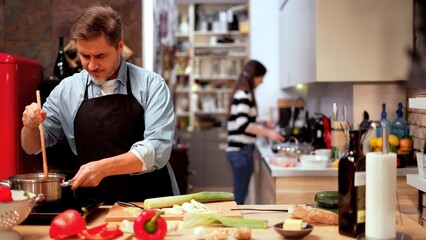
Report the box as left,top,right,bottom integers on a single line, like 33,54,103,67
21,188,103,225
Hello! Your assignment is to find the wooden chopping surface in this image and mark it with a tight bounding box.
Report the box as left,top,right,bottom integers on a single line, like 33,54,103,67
105,201,242,222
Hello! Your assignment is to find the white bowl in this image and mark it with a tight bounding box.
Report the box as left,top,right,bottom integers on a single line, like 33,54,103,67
0,190,37,231
314,149,332,160
299,154,329,169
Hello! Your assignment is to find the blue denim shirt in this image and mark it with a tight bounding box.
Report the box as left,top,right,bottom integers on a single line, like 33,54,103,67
41,58,175,173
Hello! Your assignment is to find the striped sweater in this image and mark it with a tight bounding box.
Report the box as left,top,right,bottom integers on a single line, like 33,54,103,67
227,90,257,151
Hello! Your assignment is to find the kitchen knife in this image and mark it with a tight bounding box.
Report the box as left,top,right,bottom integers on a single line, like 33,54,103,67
333,103,338,121
343,104,347,122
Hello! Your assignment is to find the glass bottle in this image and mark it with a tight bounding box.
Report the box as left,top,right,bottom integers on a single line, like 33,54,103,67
376,103,392,138
390,102,408,139
53,36,70,81
338,130,366,238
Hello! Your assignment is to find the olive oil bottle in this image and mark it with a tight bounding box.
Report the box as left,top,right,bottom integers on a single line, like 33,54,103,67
338,130,366,238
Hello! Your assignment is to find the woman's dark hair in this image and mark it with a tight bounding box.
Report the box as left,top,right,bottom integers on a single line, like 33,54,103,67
228,60,267,112
70,5,123,48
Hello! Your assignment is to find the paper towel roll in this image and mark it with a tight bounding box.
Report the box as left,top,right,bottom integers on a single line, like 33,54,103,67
366,152,397,239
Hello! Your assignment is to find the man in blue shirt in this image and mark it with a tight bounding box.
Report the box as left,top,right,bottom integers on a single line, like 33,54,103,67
21,5,178,204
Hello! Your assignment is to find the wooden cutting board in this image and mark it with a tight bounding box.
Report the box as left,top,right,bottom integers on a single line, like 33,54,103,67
105,201,242,222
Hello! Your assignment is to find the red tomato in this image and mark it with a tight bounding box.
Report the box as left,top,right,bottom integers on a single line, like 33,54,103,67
0,185,13,202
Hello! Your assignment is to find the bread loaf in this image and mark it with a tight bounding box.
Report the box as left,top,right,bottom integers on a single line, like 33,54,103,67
288,204,338,225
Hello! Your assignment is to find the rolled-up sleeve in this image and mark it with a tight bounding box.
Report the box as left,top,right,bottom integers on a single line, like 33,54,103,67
130,70,175,173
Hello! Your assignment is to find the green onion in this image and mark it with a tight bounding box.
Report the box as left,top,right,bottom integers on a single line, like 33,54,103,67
183,213,268,229
144,191,234,209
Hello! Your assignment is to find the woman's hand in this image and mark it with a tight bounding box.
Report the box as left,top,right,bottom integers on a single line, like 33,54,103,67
258,120,275,129
268,130,285,142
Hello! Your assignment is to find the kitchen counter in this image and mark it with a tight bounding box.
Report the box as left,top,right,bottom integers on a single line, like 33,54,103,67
406,174,426,226
13,204,426,239
248,139,419,214
407,174,426,192
256,139,418,177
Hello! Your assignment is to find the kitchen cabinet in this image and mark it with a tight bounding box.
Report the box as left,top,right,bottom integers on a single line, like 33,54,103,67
174,1,249,130
180,129,233,188
407,174,426,227
252,141,419,217
407,97,426,226
409,97,426,110
279,0,412,88
408,97,426,155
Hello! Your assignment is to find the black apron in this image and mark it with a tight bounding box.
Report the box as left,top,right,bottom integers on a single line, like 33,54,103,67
74,70,173,204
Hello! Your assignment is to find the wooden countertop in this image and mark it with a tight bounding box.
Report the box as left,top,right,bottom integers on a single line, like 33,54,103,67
13,204,426,240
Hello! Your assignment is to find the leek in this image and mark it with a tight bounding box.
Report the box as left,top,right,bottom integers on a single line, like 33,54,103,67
144,191,234,209
183,213,268,229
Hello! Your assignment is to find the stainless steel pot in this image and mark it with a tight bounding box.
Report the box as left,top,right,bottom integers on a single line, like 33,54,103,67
2,173,72,202
271,137,313,160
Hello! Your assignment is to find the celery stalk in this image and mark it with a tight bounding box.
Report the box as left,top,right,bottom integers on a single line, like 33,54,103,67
143,191,235,209
183,213,268,229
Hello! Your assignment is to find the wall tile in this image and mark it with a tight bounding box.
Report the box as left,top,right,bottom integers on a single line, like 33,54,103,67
1,0,142,79
4,0,52,41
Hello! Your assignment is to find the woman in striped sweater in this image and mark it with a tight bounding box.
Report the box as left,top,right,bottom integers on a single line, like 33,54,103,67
226,60,285,204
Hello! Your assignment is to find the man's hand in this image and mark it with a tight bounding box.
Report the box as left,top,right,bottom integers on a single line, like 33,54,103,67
71,160,107,190
21,102,47,154
22,102,46,129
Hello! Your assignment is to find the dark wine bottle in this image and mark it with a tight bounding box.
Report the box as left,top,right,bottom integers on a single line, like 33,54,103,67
53,36,70,81
338,130,366,238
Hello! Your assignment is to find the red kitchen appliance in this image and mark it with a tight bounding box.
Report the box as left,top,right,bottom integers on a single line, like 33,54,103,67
0,53,42,179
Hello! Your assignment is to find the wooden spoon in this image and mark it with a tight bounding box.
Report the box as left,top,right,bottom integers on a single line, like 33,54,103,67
36,90,48,180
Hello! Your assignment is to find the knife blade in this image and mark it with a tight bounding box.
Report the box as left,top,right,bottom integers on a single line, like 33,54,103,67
343,104,347,122
117,201,144,210
333,102,338,121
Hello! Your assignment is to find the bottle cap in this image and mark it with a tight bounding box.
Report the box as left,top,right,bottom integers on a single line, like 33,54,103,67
381,103,387,119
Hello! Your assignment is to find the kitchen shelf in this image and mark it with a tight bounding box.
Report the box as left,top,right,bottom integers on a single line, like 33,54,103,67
195,111,228,115
175,88,191,94
194,54,247,58
176,112,191,117
175,33,190,38
409,97,426,110
194,31,247,36
193,75,238,80
175,52,190,58
193,43,247,48
194,89,232,94
173,1,249,130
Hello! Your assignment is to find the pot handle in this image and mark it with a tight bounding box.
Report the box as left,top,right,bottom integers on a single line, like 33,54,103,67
0,180,11,187
60,179,73,187
288,136,299,145
34,193,46,204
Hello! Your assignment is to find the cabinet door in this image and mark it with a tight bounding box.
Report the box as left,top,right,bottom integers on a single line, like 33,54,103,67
317,0,412,82
187,131,206,186
279,0,316,88
280,0,413,88
204,130,233,186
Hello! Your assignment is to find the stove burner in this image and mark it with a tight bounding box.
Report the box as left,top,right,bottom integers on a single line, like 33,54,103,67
22,190,103,225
